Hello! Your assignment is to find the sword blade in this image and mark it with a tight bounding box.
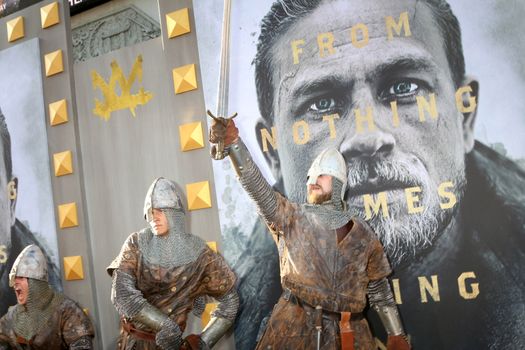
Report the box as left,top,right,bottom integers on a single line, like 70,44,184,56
216,0,232,118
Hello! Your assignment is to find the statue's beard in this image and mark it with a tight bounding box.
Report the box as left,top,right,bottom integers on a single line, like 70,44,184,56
344,157,467,267
307,191,332,205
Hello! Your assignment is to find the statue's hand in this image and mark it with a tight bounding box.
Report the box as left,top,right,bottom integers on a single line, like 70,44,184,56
208,112,239,146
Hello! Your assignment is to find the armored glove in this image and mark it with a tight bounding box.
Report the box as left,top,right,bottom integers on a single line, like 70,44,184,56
181,334,210,350
155,318,183,350
387,335,411,350
209,118,239,147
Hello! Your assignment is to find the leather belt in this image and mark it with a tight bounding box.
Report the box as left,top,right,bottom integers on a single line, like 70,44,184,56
282,288,363,322
16,336,32,345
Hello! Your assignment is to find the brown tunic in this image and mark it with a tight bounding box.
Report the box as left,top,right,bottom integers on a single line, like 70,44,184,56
0,295,94,349
114,231,236,350
257,193,391,350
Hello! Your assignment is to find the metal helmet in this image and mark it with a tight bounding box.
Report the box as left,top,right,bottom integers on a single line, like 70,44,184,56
143,177,185,221
306,147,347,200
9,245,48,287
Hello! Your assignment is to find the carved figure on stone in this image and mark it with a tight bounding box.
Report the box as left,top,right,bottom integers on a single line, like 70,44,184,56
72,6,160,63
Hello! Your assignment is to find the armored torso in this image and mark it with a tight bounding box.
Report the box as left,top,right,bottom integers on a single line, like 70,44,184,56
256,193,391,349
271,193,391,313
111,229,236,349
0,295,93,349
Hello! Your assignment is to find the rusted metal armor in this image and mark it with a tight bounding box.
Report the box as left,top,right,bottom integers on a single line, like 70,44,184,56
108,178,238,350
0,245,94,349
256,192,391,349
226,139,405,350
0,295,94,349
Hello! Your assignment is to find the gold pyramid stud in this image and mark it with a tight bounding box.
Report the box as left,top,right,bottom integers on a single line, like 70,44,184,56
172,64,198,94
202,302,218,327
44,49,64,77
41,2,60,29
166,8,191,38
83,308,89,315
49,99,68,126
179,121,204,151
186,181,212,210
63,255,84,281
7,16,24,42
53,150,73,176
207,241,218,253
58,202,78,228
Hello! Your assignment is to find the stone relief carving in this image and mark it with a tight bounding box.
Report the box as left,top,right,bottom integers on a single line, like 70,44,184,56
72,6,160,63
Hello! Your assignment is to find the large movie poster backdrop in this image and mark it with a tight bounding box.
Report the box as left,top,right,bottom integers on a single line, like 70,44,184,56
196,1,525,349
0,39,61,316
0,0,42,18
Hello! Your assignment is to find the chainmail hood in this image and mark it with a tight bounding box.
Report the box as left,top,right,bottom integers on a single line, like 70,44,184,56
140,208,207,268
13,279,62,340
140,178,207,267
303,178,353,229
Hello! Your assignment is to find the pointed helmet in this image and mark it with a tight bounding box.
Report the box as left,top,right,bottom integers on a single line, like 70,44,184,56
306,148,347,201
143,177,185,221
9,245,48,287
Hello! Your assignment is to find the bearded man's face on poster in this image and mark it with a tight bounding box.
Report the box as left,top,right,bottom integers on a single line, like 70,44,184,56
257,0,478,266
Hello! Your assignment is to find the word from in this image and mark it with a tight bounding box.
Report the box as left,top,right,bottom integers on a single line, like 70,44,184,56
291,12,411,64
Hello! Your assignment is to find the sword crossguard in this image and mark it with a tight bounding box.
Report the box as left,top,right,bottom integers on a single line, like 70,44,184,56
207,110,237,125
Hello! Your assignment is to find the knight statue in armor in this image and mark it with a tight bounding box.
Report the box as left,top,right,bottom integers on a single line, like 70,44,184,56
107,177,239,350
0,245,94,349
209,119,410,350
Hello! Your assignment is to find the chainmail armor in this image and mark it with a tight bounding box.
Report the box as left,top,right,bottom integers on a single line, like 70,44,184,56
111,270,147,318
302,178,353,229
199,289,239,348
192,296,207,317
368,278,406,336
13,279,63,340
155,317,183,349
211,288,240,321
140,209,207,268
70,335,93,349
229,139,278,225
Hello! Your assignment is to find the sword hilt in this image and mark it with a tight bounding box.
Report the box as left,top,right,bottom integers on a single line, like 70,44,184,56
207,110,237,160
